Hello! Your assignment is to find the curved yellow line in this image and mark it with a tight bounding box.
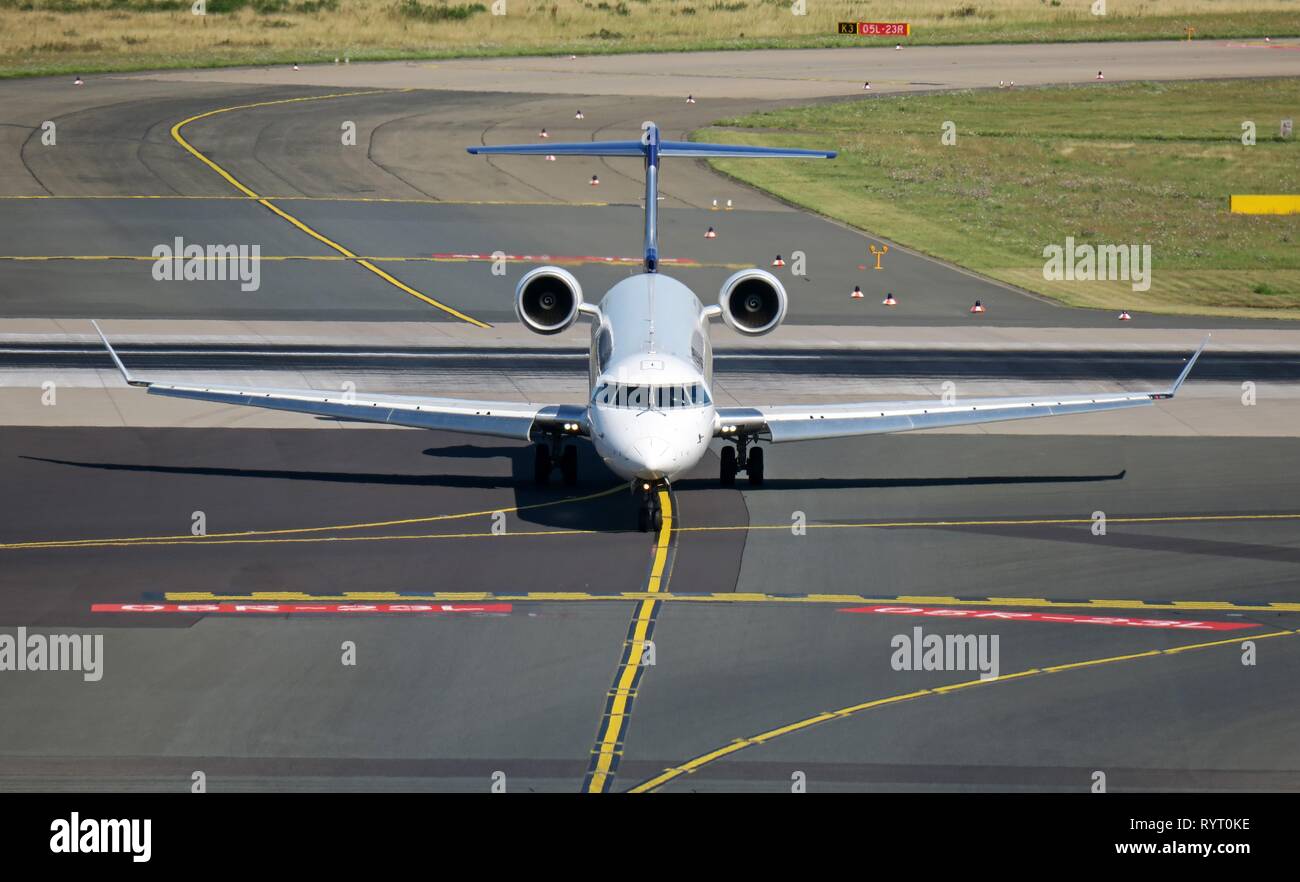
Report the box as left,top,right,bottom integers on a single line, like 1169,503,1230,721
0,485,620,550
169,90,490,328
628,628,1300,793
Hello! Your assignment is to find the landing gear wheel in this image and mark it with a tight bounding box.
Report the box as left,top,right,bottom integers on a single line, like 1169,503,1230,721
720,445,737,487
533,443,551,486
637,487,663,533
747,446,765,487
561,445,578,486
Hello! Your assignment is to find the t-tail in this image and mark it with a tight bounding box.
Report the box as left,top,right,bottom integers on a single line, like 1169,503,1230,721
467,122,835,273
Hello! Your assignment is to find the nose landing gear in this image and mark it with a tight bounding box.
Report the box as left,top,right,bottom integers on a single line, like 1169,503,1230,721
533,439,579,487
635,481,666,533
719,436,764,487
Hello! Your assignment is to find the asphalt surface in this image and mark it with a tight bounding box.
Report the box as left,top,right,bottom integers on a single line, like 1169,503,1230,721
1,427,1297,791
1,42,1299,793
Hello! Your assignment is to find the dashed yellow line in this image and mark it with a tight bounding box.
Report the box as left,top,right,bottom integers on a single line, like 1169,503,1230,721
160,591,1300,614
626,628,1300,793
0,485,620,550
169,90,489,328
585,489,674,793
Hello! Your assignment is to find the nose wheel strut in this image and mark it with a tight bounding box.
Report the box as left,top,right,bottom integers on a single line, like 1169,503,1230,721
636,481,665,533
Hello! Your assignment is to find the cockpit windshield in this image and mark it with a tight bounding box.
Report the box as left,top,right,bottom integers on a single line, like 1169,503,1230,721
592,381,712,409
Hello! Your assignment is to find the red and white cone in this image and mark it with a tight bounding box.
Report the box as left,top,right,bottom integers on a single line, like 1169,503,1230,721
686,94,696,104
704,226,717,239
969,300,986,314
590,175,600,186
882,292,897,306
771,255,785,267
292,64,300,71
863,81,871,91
1118,310,1132,321
1096,70,1104,80
575,110,584,120
539,128,549,138
73,75,84,86
851,286,865,300
546,155,556,161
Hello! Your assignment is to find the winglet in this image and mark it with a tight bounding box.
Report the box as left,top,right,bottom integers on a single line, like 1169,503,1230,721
1152,334,1209,399
91,320,150,388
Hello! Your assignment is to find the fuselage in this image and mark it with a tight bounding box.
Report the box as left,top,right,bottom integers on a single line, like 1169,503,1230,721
586,273,715,482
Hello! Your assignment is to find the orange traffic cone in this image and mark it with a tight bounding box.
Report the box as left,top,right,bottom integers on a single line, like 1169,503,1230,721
771,255,785,267
851,286,865,299
882,292,897,306
969,300,985,314
704,226,717,239
1118,310,1132,321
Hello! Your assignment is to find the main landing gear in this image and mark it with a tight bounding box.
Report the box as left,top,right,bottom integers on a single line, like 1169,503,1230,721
636,481,665,533
719,436,764,488
533,438,578,487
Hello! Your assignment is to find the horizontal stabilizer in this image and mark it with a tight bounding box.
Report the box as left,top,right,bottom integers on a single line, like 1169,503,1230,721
468,141,645,157
467,140,835,159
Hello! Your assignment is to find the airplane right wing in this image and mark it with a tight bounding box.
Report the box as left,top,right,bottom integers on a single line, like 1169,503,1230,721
715,337,1208,443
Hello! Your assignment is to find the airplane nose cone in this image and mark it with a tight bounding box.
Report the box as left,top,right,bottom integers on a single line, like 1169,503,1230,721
634,436,673,470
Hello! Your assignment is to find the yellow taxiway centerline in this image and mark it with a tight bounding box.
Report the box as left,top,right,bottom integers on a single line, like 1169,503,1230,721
585,488,674,793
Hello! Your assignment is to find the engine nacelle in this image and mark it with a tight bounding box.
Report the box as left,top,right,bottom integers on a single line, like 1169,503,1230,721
515,266,584,335
718,269,787,336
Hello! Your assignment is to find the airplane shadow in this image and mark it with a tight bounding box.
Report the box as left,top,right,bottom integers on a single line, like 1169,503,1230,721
672,470,1127,492
20,444,634,532
18,449,1128,536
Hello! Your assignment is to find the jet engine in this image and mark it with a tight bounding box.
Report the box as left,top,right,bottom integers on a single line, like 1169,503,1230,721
718,269,787,336
515,266,584,335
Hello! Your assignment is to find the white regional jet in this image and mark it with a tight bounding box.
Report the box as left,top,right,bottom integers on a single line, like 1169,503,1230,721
95,122,1206,532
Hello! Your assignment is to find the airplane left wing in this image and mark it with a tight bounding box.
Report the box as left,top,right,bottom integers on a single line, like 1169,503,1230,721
92,322,586,441
715,337,1208,443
